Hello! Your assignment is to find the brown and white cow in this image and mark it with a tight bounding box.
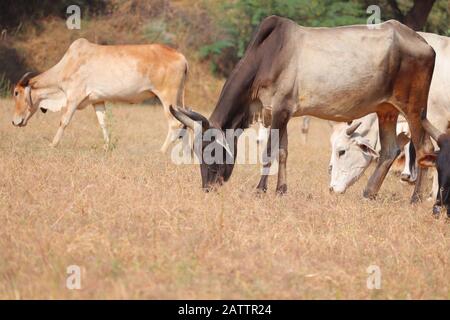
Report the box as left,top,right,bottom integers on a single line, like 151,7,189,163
328,32,450,210
12,38,188,152
170,16,436,202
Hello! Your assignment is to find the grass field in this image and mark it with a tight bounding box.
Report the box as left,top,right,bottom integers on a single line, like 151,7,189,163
0,98,449,299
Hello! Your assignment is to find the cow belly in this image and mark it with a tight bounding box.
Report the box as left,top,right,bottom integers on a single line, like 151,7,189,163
295,98,381,122
296,71,387,120
111,91,156,104
293,34,392,120
88,85,156,104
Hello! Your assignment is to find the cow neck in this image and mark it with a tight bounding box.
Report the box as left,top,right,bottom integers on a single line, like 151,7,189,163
208,67,255,132
30,66,59,89
207,16,275,132
28,72,63,102
209,103,246,132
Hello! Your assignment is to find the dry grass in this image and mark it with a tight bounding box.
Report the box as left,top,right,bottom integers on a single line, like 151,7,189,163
0,97,449,299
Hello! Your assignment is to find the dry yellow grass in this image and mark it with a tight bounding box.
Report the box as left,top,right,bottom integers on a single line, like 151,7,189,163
0,97,449,299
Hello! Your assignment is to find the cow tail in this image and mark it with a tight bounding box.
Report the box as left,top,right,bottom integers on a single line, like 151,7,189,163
177,60,188,109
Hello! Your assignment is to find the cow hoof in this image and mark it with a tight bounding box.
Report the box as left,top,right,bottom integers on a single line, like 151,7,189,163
256,187,267,194
362,190,377,200
432,205,441,218
410,194,422,204
276,184,287,195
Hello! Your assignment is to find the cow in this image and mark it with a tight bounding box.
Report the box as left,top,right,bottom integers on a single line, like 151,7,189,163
328,32,450,206
169,16,436,202
328,114,411,194
420,112,450,216
12,38,188,152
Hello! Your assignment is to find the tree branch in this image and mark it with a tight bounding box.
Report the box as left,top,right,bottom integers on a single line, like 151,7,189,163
404,0,436,30
387,0,405,22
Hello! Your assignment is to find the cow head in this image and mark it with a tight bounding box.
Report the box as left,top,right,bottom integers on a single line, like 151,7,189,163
12,72,38,127
329,121,379,193
419,113,450,217
169,106,235,191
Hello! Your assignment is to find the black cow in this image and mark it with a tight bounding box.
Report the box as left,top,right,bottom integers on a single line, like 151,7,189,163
420,111,450,217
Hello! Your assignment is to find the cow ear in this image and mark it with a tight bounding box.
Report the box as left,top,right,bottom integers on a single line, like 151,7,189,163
396,132,410,149
418,153,437,168
356,139,379,158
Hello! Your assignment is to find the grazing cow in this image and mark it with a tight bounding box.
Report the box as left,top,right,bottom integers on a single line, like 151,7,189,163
328,114,410,193
170,16,435,202
12,38,188,152
328,32,450,202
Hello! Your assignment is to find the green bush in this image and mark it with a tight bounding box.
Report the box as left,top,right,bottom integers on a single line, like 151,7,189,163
200,0,448,76
0,73,11,98
143,19,176,45
200,0,367,75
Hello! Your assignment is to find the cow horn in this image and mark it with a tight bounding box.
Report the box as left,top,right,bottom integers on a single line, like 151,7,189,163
421,109,443,142
25,86,33,107
169,105,209,131
17,72,35,87
346,121,362,136
179,107,210,130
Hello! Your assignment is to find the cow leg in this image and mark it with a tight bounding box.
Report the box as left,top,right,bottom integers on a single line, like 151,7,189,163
300,116,310,145
407,114,433,203
161,114,183,153
430,169,439,201
276,125,289,194
363,113,400,199
50,101,79,147
158,92,185,153
400,142,412,182
257,123,269,145
256,108,290,193
158,63,187,153
93,102,110,149
256,132,272,192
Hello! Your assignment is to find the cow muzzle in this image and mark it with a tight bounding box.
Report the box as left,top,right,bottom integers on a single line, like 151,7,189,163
329,185,346,194
12,117,26,127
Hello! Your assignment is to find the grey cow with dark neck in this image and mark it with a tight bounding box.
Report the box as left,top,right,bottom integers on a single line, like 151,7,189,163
171,15,436,202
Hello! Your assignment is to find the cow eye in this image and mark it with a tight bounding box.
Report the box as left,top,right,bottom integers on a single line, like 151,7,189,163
359,145,369,153
14,91,18,96
338,150,345,157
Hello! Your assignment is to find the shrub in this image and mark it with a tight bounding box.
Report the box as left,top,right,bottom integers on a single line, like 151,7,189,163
200,0,367,76
0,73,11,97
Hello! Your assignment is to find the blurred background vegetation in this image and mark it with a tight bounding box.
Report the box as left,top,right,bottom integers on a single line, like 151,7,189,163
0,0,448,100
